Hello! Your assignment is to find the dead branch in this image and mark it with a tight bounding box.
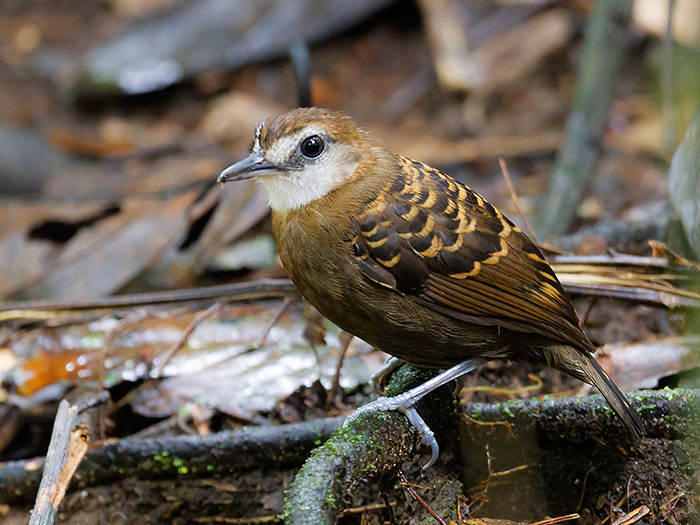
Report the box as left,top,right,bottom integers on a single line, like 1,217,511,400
0,279,298,325
28,400,89,525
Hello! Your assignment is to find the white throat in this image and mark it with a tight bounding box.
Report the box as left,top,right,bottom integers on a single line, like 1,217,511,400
258,145,359,212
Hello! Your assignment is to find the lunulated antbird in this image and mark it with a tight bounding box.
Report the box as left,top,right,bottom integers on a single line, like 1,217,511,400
217,107,644,467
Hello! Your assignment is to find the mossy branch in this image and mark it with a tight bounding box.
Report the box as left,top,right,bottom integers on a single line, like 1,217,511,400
284,365,455,525
462,388,700,440
0,417,342,504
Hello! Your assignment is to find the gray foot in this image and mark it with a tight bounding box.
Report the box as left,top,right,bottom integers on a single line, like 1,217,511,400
345,358,486,469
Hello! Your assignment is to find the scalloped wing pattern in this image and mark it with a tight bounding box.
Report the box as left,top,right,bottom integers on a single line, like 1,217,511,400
352,155,591,351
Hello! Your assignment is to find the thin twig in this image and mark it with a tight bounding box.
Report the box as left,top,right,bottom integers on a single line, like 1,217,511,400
581,297,598,325
110,303,224,417
326,332,354,410
659,489,684,510
461,414,516,438
399,471,447,525
256,296,294,349
576,466,593,512
107,378,157,415
152,303,223,379
194,514,282,523
529,514,580,525
611,505,650,525
0,279,298,323
626,473,633,513
499,158,540,245
98,308,154,391
456,493,464,522
471,444,535,495
337,501,395,517
460,373,542,398
604,489,639,524
485,463,534,480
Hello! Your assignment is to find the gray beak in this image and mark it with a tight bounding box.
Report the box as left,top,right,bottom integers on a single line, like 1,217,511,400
217,152,279,183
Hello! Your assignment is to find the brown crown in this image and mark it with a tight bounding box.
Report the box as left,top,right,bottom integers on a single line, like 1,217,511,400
258,107,369,148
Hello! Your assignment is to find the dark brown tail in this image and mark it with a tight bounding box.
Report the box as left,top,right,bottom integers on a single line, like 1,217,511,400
582,354,645,438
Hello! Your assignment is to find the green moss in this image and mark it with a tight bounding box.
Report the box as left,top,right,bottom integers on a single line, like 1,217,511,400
661,387,677,400
496,402,516,418
324,491,337,507
152,451,181,472
153,451,172,464
466,404,483,418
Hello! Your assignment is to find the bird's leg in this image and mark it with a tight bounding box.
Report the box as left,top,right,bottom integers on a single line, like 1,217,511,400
345,358,486,468
369,356,404,395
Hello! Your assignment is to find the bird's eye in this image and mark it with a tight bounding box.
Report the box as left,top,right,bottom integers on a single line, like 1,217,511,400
300,135,324,158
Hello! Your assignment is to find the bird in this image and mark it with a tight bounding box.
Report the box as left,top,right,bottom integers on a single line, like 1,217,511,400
217,107,644,466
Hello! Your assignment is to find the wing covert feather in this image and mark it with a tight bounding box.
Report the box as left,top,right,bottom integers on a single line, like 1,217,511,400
352,155,591,351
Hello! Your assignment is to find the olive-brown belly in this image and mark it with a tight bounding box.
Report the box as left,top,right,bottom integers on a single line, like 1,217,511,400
288,261,508,368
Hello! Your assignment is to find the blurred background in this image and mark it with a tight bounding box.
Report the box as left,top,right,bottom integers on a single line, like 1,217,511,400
0,0,699,523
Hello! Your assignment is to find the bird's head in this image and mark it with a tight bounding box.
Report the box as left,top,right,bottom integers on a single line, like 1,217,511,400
218,107,378,212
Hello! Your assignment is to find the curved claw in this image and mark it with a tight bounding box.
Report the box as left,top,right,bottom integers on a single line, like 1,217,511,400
369,356,403,395
403,407,439,469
